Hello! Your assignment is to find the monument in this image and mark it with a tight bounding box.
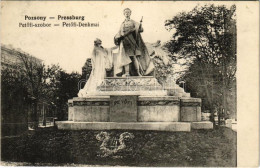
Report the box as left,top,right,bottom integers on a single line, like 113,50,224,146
56,8,213,132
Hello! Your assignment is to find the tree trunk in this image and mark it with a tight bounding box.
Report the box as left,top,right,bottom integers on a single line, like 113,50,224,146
43,104,46,126
32,100,39,129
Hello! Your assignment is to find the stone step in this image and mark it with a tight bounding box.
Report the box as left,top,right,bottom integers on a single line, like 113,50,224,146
191,121,213,129
94,90,167,96
56,121,191,132
182,93,190,97
166,88,189,97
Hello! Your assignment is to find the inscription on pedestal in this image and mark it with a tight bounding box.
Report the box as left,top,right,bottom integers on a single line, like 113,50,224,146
110,96,137,122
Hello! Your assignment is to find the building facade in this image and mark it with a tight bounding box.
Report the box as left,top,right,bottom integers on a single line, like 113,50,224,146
1,44,50,135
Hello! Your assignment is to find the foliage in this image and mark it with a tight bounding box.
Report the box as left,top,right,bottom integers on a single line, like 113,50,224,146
164,4,237,120
82,58,92,81
153,52,176,84
1,51,81,129
96,131,135,158
45,66,81,120
1,128,236,166
34,64,81,120
145,42,177,84
2,53,46,129
1,67,29,135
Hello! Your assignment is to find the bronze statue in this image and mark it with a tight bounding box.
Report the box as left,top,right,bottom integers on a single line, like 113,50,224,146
114,8,152,77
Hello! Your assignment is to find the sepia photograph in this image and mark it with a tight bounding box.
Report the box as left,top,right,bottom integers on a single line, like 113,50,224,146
0,1,259,167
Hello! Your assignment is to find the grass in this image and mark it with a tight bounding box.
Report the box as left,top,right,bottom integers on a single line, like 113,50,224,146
1,127,236,167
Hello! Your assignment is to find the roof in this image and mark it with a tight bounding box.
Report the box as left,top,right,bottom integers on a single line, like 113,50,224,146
1,44,43,63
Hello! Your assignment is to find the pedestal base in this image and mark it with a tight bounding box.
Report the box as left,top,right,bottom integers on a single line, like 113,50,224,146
56,121,191,132
191,121,213,129
63,77,213,132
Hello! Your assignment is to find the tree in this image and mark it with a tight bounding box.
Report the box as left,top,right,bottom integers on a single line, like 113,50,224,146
16,52,46,129
1,67,29,135
165,4,237,123
145,42,177,85
82,58,92,81
44,64,81,120
54,70,81,120
2,46,82,130
153,52,176,85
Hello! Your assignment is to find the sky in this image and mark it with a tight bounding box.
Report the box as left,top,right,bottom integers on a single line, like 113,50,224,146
1,1,233,73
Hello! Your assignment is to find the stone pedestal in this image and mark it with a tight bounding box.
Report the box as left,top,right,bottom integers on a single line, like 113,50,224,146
56,76,212,131
110,96,137,122
68,99,74,121
180,98,201,122
191,121,213,129
98,76,164,91
56,121,191,132
73,96,110,122
96,76,167,96
164,84,191,97
138,96,180,122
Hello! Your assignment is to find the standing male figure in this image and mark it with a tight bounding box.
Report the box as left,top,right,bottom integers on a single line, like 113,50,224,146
114,8,152,77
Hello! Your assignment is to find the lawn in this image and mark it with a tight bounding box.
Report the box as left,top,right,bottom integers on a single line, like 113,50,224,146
1,127,236,167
